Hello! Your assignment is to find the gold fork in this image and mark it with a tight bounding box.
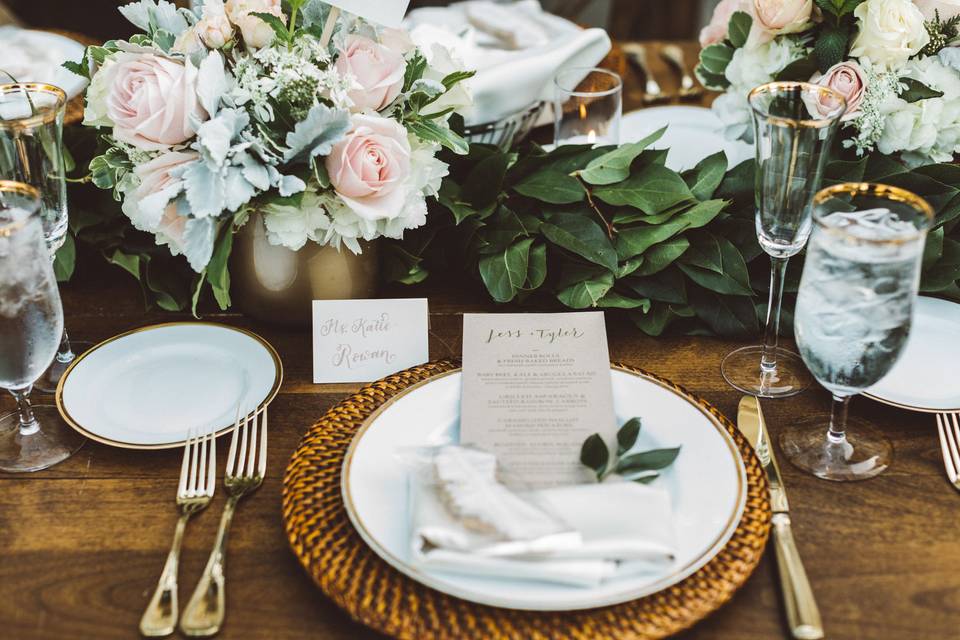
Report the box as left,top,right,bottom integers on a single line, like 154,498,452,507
935,413,960,492
179,407,268,637
139,430,216,637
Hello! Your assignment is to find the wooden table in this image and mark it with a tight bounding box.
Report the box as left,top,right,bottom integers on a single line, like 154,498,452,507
0,32,957,640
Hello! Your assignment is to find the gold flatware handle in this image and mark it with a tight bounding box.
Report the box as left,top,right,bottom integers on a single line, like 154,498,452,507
140,513,190,637
773,513,824,640
180,495,239,637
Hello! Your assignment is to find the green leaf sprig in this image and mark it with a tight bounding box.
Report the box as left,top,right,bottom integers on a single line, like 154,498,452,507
579,418,681,485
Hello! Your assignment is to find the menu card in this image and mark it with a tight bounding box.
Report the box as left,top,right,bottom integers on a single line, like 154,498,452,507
460,312,617,488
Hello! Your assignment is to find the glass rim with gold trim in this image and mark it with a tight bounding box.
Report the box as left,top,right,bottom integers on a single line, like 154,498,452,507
0,83,67,129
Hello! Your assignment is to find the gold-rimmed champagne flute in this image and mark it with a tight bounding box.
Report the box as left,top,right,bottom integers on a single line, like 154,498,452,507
0,82,90,393
784,183,933,481
0,180,85,472
721,81,847,398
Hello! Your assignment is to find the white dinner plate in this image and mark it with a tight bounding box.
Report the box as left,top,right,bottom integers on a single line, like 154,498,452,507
0,27,89,100
56,323,282,449
865,296,960,413
341,367,747,611
621,105,753,172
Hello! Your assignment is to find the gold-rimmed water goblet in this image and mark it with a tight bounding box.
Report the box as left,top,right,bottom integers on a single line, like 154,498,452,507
0,82,91,393
721,81,847,399
784,183,934,481
0,180,85,472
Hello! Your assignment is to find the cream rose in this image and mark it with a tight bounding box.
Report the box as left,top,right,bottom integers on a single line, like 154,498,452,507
700,0,747,47
104,54,208,150
197,0,234,49
225,0,285,49
122,151,197,248
812,60,866,120
915,0,960,20
849,0,930,68
172,26,205,57
335,35,406,113
326,114,412,221
750,0,814,44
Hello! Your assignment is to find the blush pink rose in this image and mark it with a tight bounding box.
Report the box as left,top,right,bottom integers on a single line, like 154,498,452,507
225,0,285,49
750,0,814,44
106,54,207,150
811,61,865,121
700,0,747,47
123,151,198,251
326,114,412,221
335,35,407,113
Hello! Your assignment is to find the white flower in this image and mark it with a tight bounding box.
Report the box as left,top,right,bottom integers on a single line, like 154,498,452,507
225,0,285,50
261,188,331,251
197,0,234,49
172,26,206,57
414,42,473,117
408,135,448,198
849,0,930,69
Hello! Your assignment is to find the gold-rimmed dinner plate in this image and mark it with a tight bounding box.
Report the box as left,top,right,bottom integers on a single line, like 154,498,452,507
865,296,960,413
340,366,748,611
55,322,282,449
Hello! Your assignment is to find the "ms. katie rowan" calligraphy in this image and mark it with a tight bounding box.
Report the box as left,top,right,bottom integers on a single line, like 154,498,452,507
319,313,392,338
484,327,585,344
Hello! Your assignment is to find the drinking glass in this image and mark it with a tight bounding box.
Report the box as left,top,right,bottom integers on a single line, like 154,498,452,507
0,82,88,392
0,180,85,472
554,67,622,147
783,183,933,481
721,81,846,398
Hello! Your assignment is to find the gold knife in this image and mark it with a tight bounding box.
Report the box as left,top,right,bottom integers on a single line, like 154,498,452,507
738,396,824,640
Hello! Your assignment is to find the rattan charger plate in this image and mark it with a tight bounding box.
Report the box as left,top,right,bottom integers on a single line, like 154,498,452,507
282,361,772,639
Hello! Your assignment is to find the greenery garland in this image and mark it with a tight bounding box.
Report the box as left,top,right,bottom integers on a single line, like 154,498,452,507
387,131,960,337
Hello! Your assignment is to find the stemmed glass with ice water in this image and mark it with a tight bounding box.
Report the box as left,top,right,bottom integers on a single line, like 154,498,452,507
783,183,933,481
721,82,846,398
0,180,84,472
0,82,88,393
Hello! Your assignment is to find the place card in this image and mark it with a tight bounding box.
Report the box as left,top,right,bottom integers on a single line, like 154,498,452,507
460,312,617,488
312,299,429,384
326,0,410,27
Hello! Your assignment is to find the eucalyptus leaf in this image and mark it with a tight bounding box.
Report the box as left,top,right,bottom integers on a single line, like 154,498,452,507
617,418,641,454
616,447,681,473
580,433,609,480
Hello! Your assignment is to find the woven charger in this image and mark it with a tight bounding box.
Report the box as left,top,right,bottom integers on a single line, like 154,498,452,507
282,361,772,639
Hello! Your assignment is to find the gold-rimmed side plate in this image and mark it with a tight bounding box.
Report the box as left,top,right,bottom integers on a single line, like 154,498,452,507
55,322,282,450
340,365,748,611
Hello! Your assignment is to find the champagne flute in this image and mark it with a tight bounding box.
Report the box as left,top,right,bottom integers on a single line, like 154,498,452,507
0,180,85,472
784,183,933,481
721,81,846,398
0,82,89,394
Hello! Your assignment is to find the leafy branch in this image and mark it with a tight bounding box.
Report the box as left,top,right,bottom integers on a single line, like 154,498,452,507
580,418,681,484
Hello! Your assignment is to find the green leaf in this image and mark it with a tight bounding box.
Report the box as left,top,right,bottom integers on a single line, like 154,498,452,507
556,271,615,308
615,199,726,260
206,223,234,310
815,0,865,17
631,473,660,484
679,233,753,295
540,212,618,272
728,11,752,48
580,433,610,480
627,267,688,304
775,55,819,82
462,153,510,207
597,290,650,310
106,248,141,279
684,152,728,201
814,25,849,72
53,232,76,281
699,43,735,75
514,169,584,204
593,164,694,213
689,287,759,337
408,119,470,155
695,64,730,90
899,78,945,103
633,236,690,276
62,58,89,79
479,237,533,303
630,303,673,336
617,418,641,454
616,447,681,473
527,242,547,289
577,127,666,185
251,11,291,43
441,69,476,90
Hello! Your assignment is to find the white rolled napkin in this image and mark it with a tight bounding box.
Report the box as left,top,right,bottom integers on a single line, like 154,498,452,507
409,448,677,588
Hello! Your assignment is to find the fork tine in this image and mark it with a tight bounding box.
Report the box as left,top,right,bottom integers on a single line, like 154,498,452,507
188,429,200,495
236,410,250,479
198,430,208,494
245,409,259,477
227,409,241,477
936,415,957,482
206,431,217,497
178,428,193,497
949,414,960,478
258,408,268,478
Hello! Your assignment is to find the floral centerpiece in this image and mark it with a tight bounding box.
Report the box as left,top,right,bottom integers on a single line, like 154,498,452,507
696,0,960,165
66,0,472,308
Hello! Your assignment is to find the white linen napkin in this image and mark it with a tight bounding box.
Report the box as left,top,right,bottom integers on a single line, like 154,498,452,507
404,0,611,125
409,449,677,588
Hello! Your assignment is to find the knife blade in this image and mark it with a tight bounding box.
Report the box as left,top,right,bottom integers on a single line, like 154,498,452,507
737,396,824,640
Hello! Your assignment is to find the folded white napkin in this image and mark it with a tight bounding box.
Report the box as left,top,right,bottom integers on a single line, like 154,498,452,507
409,449,677,588
404,0,611,125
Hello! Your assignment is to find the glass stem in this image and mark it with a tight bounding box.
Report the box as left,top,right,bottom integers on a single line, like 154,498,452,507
10,386,40,436
55,328,75,364
827,394,851,443
760,256,789,372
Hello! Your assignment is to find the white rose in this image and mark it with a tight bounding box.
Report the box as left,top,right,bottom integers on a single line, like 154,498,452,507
172,26,205,57
197,0,234,49
849,0,930,69
225,0,285,49
261,188,331,251
749,0,814,45
412,42,473,117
